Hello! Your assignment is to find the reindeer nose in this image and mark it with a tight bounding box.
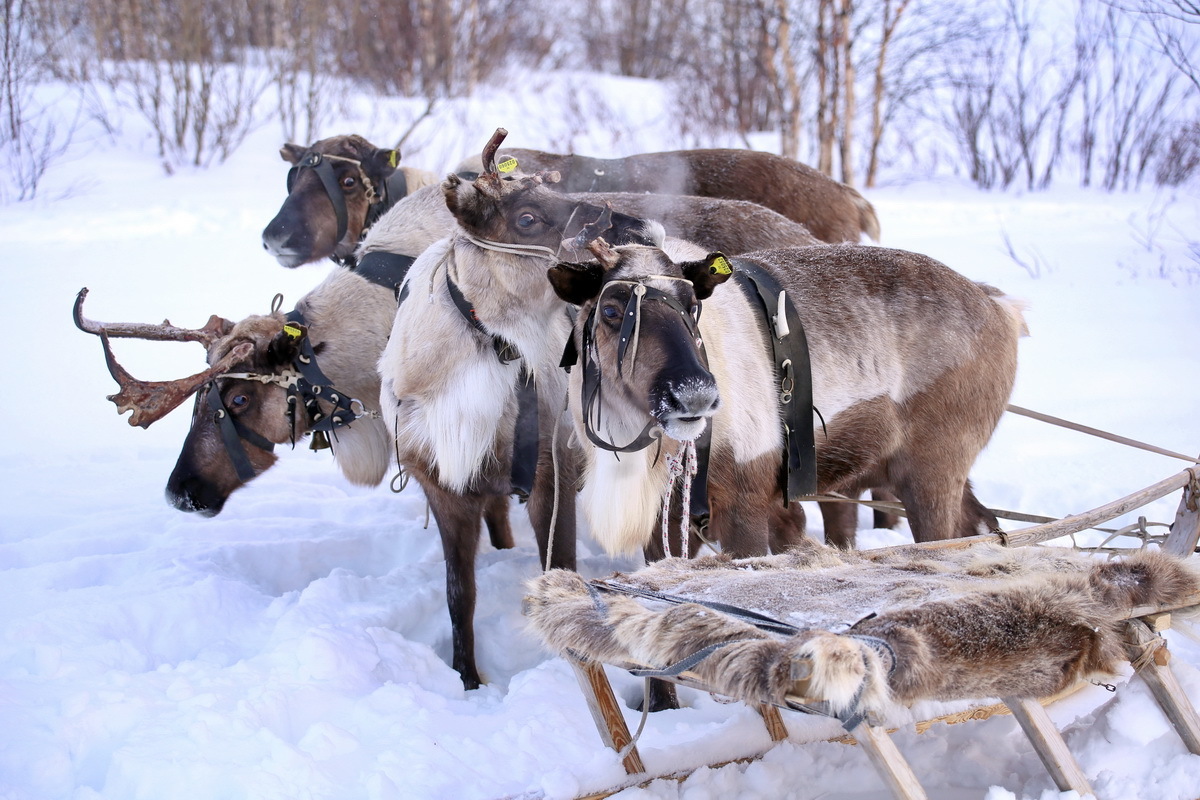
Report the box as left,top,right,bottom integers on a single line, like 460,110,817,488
657,377,721,422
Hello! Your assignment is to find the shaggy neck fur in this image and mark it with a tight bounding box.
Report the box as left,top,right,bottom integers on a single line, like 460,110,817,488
277,268,396,486
378,238,524,492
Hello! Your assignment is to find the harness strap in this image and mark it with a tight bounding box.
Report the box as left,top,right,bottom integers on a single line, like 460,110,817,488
284,310,363,435
353,251,416,296
570,154,624,192
289,153,349,246
207,385,274,483
592,580,802,637
510,365,539,499
730,258,818,502
444,271,521,364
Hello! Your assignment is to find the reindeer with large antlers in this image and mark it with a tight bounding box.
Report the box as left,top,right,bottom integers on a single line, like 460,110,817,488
74,271,423,516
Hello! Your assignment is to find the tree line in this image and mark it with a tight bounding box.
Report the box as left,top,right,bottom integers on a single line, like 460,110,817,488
2,0,1197,200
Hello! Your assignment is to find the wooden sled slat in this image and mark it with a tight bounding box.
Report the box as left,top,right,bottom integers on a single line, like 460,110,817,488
1123,618,1200,755
567,655,645,775
851,720,929,800
884,467,1196,554
1163,469,1200,557
1002,697,1093,795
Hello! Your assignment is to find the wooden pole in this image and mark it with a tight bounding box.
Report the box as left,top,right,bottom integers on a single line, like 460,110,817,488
567,655,646,775
1122,620,1200,755
850,720,929,800
1162,469,1200,557
883,468,1195,554
1002,697,1093,795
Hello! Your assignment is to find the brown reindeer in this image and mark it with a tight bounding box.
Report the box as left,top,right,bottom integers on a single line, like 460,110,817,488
547,238,1025,556
454,145,879,244
262,134,439,268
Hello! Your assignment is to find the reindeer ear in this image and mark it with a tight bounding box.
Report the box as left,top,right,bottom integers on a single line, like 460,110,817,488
367,147,400,178
280,143,305,164
267,322,304,367
681,252,734,299
547,262,605,306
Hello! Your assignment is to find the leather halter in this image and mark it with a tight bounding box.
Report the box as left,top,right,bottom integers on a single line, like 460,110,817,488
572,275,707,455
201,309,369,483
285,150,410,268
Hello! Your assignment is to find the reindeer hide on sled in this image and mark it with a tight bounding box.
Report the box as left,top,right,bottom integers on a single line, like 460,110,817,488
524,543,1200,716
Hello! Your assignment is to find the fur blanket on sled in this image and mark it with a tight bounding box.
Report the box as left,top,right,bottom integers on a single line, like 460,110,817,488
524,543,1199,715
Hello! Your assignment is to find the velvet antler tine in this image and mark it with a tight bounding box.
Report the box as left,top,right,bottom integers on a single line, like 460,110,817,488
99,335,254,429
73,287,234,348
481,128,509,176
568,204,616,251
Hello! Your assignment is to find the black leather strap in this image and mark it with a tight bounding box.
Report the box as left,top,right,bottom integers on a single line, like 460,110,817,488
353,251,416,294
730,258,818,502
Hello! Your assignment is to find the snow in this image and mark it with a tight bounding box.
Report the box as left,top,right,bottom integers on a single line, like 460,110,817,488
2,85,1199,800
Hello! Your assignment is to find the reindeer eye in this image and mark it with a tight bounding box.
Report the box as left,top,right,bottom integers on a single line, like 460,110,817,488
230,394,250,409
601,305,620,321
690,304,700,320
516,212,536,228
341,176,356,189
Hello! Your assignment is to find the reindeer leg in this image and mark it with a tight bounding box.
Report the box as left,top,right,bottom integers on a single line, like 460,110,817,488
768,502,807,553
819,499,858,549
957,479,1000,537
527,416,577,571
872,488,902,530
483,494,514,550
419,477,486,689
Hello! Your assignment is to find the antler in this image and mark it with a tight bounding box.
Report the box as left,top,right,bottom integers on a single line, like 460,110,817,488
475,128,510,199
586,235,621,270
73,287,234,348
481,127,508,176
565,204,615,252
73,287,244,428
98,333,254,428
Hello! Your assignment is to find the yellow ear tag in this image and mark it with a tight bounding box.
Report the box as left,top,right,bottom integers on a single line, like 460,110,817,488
388,150,399,168
710,255,732,275
283,323,303,340
497,156,518,174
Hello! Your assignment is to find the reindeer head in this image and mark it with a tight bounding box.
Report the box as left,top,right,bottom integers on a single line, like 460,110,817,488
262,134,401,267
548,242,733,446
75,290,317,515
442,128,661,256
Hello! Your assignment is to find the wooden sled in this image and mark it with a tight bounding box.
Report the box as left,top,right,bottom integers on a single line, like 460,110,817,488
524,467,1200,800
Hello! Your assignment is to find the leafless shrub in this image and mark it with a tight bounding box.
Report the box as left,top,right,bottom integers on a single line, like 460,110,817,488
0,0,85,201
1155,121,1200,185
73,0,271,171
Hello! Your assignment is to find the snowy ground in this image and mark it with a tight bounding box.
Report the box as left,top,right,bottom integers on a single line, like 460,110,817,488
2,89,1200,799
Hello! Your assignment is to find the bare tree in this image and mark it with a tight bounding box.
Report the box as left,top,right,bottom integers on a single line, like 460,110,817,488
1,0,82,200
864,0,911,187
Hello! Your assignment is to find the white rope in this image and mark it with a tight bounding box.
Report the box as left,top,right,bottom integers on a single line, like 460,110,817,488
660,440,698,557
462,232,558,259
543,386,571,573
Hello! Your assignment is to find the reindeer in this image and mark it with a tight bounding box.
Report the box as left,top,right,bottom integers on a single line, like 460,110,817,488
75,271,535,689
262,134,439,268
547,237,1025,557
454,145,880,245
